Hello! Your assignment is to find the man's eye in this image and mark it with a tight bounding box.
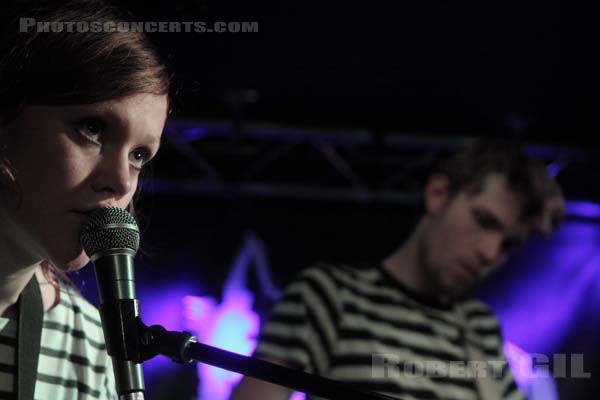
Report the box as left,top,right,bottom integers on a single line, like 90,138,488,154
76,118,104,144
501,238,524,253
473,211,495,229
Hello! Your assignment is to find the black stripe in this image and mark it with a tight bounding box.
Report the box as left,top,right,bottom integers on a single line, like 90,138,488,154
302,272,339,357
57,299,103,328
332,352,470,373
331,267,484,335
338,327,463,363
39,347,107,373
328,267,497,338
267,291,307,325
258,333,321,370
261,264,514,400
471,325,501,336
302,268,341,326
502,376,519,397
462,307,495,319
330,265,497,335
464,338,501,358
430,375,477,390
328,268,418,311
0,335,16,347
499,361,514,379
264,284,332,372
42,321,106,350
37,373,102,397
342,300,470,348
0,363,16,374
334,270,502,351
330,351,479,390
343,301,436,336
0,389,16,399
483,347,501,358
330,356,480,394
304,297,331,373
276,291,302,304
416,311,462,332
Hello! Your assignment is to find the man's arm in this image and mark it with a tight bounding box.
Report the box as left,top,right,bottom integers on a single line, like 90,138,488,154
229,376,294,400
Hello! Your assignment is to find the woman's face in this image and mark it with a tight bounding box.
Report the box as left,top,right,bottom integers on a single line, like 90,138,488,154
1,93,168,271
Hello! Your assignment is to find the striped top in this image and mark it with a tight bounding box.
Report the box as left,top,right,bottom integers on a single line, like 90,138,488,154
254,263,525,400
0,281,116,400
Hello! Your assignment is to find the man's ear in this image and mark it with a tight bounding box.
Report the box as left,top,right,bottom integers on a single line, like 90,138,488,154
424,174,451,215
536,190,565,236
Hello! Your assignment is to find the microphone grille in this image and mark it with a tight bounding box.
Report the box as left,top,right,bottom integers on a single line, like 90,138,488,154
80,206,140,257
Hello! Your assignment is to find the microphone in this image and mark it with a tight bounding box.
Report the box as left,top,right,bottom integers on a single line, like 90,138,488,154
80,206,145,400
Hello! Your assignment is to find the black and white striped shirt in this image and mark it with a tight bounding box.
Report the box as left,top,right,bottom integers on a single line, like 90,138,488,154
254,263,525,400
0,282,116,399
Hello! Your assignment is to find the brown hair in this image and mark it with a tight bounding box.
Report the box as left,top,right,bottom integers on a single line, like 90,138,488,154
0,0,169,113
0,0,170,281
432,139,564,234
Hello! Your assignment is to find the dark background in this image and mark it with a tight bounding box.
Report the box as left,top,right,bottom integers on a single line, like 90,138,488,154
115,0,597,145
112,0,600,200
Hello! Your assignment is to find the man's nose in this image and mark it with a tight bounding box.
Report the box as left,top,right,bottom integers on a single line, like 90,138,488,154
476,234,504,266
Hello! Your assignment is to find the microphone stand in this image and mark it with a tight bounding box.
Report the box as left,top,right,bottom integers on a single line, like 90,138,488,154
107,298,403,400
139,324,402,400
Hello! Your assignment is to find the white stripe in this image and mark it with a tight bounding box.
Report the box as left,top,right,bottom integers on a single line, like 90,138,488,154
341,293,463,341
0,371,13,391
341,313,465,359
0,343,15,360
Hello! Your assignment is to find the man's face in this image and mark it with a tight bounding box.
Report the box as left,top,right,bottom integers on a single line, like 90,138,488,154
420,174,533,297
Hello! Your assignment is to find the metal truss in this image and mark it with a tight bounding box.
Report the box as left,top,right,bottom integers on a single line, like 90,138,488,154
143,119,588,205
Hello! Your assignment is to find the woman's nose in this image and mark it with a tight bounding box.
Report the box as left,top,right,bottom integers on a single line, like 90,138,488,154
91,153,133,198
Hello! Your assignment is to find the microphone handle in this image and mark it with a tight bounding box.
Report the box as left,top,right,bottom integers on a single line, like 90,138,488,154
113,359,145,400
93,250,145,398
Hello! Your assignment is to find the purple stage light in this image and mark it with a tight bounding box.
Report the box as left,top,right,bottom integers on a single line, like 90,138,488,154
183,289,260,400
566,200,600,219
504,342,558,399
489,221,600,353
136,283,198,381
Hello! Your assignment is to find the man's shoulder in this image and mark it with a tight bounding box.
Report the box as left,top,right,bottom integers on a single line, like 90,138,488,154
458,297,497,317
457,297,502,332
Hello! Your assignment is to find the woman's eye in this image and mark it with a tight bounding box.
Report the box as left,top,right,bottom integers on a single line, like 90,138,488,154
76,118,104,144
129,149,150,170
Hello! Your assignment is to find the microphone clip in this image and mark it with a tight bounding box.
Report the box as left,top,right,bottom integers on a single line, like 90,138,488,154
100,298,197,364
